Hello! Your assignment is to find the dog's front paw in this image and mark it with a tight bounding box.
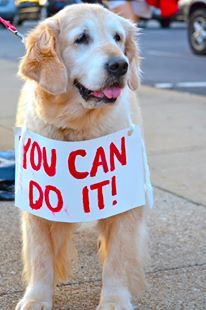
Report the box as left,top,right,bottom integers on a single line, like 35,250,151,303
96,301,134,310
15,299,52,310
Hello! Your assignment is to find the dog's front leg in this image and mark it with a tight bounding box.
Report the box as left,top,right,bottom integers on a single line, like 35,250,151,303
97,207,146,310
16,213,54,310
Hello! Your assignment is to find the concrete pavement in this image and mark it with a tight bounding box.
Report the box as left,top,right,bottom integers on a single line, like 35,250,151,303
140,86,206,207
0,59,206,309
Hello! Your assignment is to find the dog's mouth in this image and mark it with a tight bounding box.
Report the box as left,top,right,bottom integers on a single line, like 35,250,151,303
74,80,122,104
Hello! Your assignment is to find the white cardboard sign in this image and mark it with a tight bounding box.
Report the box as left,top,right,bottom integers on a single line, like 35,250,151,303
15,126,151,223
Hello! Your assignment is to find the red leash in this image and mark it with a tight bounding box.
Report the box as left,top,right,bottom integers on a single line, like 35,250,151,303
0,17,24,43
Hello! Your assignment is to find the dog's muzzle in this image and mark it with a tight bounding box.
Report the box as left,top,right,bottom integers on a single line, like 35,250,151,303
74,80,123,104
74,57,128,104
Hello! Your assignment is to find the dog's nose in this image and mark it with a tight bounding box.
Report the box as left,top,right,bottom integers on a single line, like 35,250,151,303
106,57,128,77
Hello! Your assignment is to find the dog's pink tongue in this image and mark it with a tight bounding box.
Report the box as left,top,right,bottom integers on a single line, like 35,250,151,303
91,87,121,99
103,87,121,99
91,91,104,98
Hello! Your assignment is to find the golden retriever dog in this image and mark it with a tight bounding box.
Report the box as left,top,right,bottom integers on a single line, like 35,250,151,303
15,3,146,310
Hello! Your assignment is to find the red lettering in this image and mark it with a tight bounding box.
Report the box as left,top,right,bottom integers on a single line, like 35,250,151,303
90,146,109,177
45,185,63,213
110,137,127,171
29,182,63,212
29,180,43,210
82,186,90,213
30,141,42,171
23,138,31,169
43,147,57,177
68,149,89,179
90,180,110,210
111,175,117,206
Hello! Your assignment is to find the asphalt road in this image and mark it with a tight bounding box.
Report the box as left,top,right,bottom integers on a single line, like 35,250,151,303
140,22,206,96
0,21,206,97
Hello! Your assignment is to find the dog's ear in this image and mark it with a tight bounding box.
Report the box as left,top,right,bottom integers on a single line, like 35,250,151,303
124,23,140,91
19,21,68,95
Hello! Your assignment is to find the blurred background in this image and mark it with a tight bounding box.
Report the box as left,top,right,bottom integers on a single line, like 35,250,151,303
0,1,206,309
0,0,206,95
1,0,205,200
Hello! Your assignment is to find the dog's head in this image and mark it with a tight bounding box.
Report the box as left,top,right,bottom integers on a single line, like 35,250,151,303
19,4,139,110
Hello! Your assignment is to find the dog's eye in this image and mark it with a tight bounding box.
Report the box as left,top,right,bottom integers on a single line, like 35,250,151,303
114,33,121,42
75,33,90,45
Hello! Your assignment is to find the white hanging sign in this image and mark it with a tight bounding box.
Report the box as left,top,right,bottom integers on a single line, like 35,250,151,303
15,125,152,223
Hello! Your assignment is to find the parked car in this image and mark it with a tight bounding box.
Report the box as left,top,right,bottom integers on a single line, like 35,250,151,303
0,0,16,22
14,0,46,25
184,0,206,55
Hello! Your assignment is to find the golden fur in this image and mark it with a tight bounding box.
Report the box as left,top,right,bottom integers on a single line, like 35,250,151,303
16,4,146,310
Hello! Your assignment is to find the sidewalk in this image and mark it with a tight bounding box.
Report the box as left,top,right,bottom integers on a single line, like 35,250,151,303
0,59,206,309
